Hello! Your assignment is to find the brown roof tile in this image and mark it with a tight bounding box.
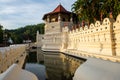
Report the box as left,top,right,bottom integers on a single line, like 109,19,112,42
52,4,69,13
43,4,71,20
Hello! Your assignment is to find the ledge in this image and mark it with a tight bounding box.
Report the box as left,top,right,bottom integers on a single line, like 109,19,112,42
73,58,120,80
0,64,38,80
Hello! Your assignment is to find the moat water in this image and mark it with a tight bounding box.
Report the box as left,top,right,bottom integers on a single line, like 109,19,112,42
25,48,85,80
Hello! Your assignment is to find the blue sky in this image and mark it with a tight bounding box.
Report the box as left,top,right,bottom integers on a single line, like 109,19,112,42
0,0,76,29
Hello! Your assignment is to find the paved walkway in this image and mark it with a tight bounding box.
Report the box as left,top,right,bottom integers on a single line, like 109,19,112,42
73,58,120,80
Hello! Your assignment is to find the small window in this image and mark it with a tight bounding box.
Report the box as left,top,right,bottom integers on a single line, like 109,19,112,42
55,18,58,21
105,27,107,29
62,18,65,21
105,19,107,22
15,60,19,63
117,20,119,23
52,26,54,28
1,71,3,73
114,26,116,28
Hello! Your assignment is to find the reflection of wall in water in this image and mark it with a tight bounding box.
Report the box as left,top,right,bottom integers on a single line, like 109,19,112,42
61,54,85,78
44,53,63,80
37,47,44,63
43,52,85,80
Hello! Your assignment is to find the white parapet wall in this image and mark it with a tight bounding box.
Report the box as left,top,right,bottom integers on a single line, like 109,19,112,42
42,33,62,51
113,14,120,56
0,44,27,73
67,18,115,56
66,14,120,62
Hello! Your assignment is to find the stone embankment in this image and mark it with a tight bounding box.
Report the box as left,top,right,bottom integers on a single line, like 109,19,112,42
0,44,27,73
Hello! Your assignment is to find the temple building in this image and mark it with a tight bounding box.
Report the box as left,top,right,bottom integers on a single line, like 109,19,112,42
36,4,120,62
36,3,120,80
37,4,77,51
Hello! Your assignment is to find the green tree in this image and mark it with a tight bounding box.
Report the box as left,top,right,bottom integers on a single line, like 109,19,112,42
0,25,3,43
101,0,120,18
72,0,120,23
6,23,45,44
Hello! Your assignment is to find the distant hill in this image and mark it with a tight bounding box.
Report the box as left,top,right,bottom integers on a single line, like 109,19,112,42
5,23,44,44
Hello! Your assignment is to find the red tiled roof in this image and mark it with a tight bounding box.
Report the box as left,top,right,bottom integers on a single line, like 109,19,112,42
43,4,71,20
52,4,69,13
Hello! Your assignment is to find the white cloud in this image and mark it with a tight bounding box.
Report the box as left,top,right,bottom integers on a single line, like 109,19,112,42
0,6,16,15
0,0,76,29
0,0,17,3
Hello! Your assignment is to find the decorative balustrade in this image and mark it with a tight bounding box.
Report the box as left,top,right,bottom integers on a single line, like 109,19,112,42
66,14,120,61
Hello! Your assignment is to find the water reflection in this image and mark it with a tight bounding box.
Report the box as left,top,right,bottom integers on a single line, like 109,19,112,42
26,48,85,80
25,63,46,80
37,48,85,80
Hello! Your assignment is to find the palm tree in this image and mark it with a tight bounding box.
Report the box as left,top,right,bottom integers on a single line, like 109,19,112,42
72,0,120,23
101,0,120,19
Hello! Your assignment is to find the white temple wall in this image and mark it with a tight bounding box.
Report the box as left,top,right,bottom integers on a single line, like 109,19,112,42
37,14,120,60
45,22,61,34
67,18,115,56
113,14,120,56
42,33,62,51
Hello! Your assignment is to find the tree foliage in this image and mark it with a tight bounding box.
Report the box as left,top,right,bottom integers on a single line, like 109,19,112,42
72,0,120,23
0,25,3,43
5,23,44,44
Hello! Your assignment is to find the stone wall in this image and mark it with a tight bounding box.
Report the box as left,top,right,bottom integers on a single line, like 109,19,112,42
45,22,61,34
67,14,120,58
42,33,62,51
0,44,27,73
113,14,120,56
36,31,44,47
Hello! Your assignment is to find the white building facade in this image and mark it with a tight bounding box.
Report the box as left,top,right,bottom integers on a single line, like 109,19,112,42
37,4,77,51
36,4,120,62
